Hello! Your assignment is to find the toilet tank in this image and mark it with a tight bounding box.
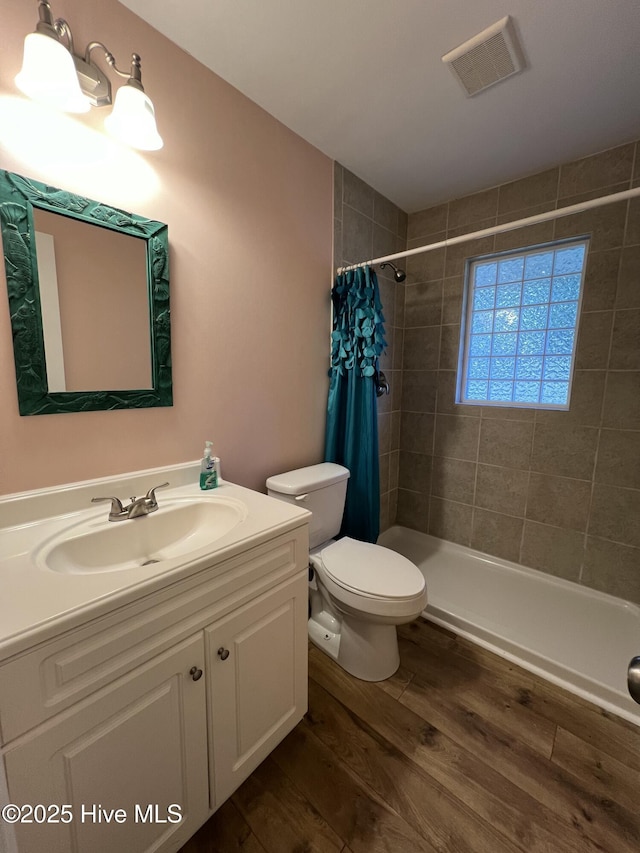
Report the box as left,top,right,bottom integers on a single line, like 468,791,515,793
266,463,350,550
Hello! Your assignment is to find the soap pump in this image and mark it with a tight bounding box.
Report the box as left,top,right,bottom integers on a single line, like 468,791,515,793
200,440,218,490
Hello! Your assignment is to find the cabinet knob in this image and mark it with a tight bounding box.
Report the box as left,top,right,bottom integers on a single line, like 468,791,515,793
189,666,203,681
217,647,230,661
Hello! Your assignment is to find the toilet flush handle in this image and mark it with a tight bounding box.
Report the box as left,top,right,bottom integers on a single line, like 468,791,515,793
295,494,309,502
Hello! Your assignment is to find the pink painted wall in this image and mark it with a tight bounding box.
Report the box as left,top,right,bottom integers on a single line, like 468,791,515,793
0,0,332,495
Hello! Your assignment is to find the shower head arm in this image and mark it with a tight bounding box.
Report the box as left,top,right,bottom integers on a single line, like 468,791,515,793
379,261,406,282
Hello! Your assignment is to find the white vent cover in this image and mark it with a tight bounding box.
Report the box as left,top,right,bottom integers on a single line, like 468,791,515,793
442,16,525,97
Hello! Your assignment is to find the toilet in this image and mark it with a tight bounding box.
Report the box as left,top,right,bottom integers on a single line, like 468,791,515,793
266,462,427,681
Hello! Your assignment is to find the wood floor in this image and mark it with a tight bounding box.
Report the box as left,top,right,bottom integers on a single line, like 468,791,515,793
180,619,640,853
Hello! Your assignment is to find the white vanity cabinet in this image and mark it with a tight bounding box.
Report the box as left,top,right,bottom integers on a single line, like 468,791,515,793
206,573,307,808
0,524,309,853
2,635,210,853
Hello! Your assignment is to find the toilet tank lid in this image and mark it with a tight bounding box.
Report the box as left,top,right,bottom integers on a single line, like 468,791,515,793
266,462,350,495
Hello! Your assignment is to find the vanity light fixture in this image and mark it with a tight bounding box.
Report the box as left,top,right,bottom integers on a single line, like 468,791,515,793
15,0,163,151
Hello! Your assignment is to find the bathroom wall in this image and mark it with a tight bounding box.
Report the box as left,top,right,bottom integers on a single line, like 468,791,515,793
398,139,640,604
333,165,407,531
0,0,332,495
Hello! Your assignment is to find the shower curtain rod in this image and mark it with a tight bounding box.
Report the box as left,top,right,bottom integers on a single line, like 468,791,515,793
336,186,640,275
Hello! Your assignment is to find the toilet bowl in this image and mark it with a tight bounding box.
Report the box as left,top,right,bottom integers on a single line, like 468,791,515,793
266,463,427,681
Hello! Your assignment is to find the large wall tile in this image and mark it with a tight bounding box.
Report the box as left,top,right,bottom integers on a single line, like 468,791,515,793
602,372,640,429
402,326,441,371
442,276,464,325
342,205,372,263
398,451,432,494
429,497,473,545
396,489,429,532
498,168,559,216
478,419,533,470
557,143,635,198
616,246,640,308
377,412,392,454
404,281,443,327
431,456,476,504
434,415,480,461
595,429,640,490
553,201,627,251
379,490,391,532
471,508,523,562
400,412,435,454
609,309,640,370
582,248,620,311
589,483,640,548
474,463,528,516
407,204,448,241
583,537,640,604
574,311,613,369
531,424,598,480
373,191,399,233
401,370,437,413
624,196,640,245
448,187,499,230
406,245,446,284
343,168,374,217
334,162,343,212
373,223,397,258
439,324,461,370
520,522,584,582
526,473,591,531
379,453,390,494
493,219,555,252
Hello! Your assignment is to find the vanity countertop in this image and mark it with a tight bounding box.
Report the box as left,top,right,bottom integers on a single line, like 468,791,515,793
0,465,310,661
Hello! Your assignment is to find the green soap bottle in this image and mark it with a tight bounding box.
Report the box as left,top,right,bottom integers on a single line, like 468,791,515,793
200,440,218,490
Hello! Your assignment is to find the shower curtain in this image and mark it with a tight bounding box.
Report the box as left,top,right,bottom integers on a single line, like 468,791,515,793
325,266,386,543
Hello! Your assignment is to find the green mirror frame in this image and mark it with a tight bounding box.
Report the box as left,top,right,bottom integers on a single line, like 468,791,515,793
0,169,172,415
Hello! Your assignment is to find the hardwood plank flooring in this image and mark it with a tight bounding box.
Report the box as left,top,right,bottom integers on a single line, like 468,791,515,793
179,619,640,853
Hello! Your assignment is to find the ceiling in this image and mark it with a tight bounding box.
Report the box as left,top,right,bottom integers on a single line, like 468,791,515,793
119,0,640,213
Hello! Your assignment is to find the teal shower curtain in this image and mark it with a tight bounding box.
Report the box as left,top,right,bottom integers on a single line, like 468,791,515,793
325,266,386,543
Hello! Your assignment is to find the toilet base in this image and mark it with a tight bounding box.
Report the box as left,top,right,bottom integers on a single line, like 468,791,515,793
308,613,400,682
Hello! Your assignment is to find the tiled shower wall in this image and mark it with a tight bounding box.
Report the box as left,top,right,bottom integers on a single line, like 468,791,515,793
333,165,407,531
398,139,640,604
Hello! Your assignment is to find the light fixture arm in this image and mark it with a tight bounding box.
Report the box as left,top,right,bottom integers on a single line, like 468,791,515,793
35,1,74,52
85,43,145,90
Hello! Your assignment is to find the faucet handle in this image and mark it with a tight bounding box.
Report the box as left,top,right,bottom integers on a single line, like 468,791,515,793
145,481,170,506
91,495,126,521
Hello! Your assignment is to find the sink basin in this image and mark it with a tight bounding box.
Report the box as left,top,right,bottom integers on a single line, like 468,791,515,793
36,497,248,574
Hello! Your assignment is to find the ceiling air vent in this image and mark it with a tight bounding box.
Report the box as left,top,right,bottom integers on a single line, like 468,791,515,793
442,16,525,97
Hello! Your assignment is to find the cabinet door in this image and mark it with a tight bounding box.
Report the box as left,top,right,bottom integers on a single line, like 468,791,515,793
2,634,210,853
206,571,308,808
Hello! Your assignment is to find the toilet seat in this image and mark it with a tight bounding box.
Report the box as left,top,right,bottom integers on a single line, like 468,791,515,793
318,537,425,601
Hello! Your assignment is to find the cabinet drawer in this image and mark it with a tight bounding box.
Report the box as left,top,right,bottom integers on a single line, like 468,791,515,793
0,526,307,744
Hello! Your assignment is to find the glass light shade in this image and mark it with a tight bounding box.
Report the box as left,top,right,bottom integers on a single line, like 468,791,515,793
104,84,163,151
15,32,90,113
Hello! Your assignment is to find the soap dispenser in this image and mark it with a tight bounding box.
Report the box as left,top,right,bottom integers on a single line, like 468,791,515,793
200,441,218,490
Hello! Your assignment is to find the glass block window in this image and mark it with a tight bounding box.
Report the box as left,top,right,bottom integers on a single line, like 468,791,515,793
458,239,588,409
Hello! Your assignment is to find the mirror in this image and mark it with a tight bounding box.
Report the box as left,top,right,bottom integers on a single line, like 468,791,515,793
0,169,171,415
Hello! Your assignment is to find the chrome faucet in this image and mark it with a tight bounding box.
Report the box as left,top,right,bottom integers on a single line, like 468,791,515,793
91,482,170,521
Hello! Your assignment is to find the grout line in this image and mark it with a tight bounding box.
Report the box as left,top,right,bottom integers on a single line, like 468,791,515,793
581,263,622,581
518,424,537,563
